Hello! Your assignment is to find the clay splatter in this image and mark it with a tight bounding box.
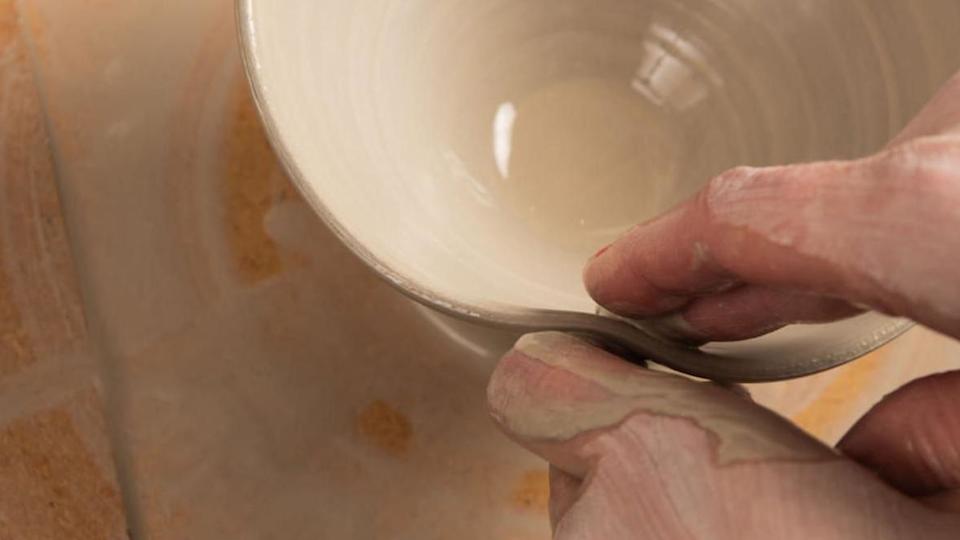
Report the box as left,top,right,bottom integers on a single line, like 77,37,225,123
355,400,412,456
511,469,550,513
222,81,298,283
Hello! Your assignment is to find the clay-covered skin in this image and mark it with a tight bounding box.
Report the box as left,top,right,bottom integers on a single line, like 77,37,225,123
493,333,826,466
488,333,960,539
583,72,960,341
488,72,960,538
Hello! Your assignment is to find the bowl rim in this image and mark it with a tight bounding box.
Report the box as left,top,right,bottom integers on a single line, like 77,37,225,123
234,0,913,381
235,0,489,323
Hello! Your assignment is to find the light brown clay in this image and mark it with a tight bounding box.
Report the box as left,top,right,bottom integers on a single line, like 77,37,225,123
240,0,960,380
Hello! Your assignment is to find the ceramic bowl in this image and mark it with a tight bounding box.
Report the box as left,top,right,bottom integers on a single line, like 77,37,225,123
238,0,959,381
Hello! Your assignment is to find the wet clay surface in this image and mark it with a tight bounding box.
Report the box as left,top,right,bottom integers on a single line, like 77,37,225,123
0,0,958,538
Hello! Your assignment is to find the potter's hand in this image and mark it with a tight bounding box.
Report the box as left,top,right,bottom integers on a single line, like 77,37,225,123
487,72,960,539
583,71,960,342
488,333,960,539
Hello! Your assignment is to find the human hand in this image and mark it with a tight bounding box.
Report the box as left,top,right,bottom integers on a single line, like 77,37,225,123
488,333,960,539
582,72,960,342
487,71,960,539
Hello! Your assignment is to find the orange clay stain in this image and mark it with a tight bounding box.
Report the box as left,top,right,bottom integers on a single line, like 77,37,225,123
222,80,299,283
0,0,17,49
0,394,126,539
0,269,32,377
511,469,550,513
0,1,36,377
355,400,412,456
791,348,884,440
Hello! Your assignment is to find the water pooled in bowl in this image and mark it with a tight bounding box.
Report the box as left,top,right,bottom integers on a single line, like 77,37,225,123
488,77,681,255
426,4,785,264
252,0,960,309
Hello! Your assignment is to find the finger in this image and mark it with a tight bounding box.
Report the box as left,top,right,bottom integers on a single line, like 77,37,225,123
487,333,956,538
922,490,960,513
487,333,832,472
839,371,960,500
890,71,960,145
548,466,581,532
584,142,960,339
656,286,861,342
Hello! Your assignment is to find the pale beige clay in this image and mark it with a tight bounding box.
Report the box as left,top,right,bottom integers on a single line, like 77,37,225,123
496,333,827,465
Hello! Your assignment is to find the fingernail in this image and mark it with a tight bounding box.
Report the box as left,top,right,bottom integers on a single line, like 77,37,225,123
582,248,617,300
514,332,654,394
590,243,611,260
514,332,598,367
583,243,613,294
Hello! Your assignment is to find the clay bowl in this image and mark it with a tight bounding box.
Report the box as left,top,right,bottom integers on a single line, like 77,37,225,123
238,0,959,381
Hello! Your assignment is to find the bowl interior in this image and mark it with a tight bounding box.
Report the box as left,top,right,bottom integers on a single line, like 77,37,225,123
244,0,959,317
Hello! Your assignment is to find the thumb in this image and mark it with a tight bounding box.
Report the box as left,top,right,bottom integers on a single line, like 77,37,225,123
488,332,959,539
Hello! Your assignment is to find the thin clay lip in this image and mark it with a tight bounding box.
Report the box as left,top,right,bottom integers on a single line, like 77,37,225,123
235,0,913,382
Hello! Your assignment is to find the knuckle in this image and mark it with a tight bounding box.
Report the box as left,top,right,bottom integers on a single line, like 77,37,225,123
704,166,763,197
701,164,810,214
875,140,923,178
700,166,770,216
875,137,960,200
